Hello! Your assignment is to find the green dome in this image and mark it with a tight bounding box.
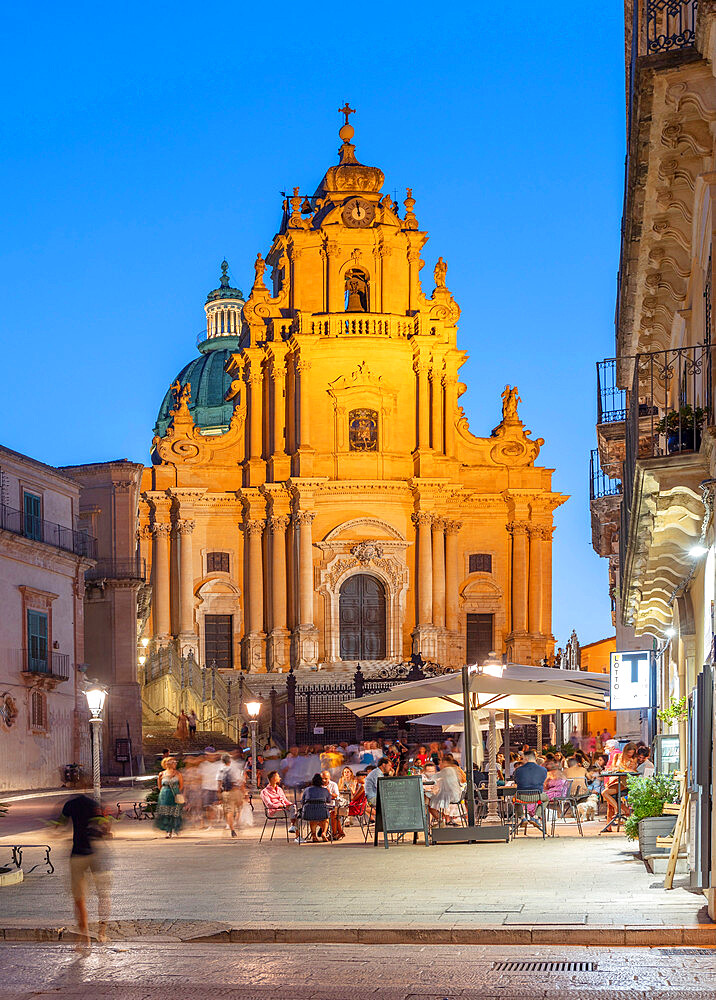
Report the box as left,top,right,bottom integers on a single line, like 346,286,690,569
154,339,239,440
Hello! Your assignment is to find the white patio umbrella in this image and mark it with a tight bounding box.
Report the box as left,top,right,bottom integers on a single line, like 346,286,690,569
345,663,609,831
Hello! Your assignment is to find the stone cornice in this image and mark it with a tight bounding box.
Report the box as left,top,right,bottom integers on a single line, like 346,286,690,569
0,529,95,575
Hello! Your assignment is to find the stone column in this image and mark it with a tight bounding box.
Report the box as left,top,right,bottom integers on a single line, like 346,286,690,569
242,518,266,671
528,525,545,636
249,368,263,460
445,518,461,633
414,359,430,451
269,348,290,481
432,518,446,628
431,369,443,453
508,521,530,657
413,513,433,626
268,515,291,671
151,523,171,640
176,518,196,639
293,509,319,668
443,375,457,458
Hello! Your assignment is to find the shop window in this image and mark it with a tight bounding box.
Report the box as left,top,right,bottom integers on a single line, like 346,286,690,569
469,553,492,574
204,614,233,669
207,552,230,574
30,689,47,731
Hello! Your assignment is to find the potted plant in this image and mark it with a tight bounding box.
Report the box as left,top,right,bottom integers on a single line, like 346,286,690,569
657,695,687,727
625,773,680,857
656,405,708,454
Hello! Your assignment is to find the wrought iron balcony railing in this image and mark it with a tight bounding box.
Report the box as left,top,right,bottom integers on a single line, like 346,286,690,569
596,359,627,424
0,503,96,559
623,342,713,515
645,0,698,54
590,449,622,502
85,557,147,582
5,648,72,681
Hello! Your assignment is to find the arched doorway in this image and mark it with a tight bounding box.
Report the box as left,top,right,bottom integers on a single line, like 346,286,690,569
339,574,386,660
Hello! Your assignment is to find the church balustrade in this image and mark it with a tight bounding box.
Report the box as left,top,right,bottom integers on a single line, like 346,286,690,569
305,314,416,338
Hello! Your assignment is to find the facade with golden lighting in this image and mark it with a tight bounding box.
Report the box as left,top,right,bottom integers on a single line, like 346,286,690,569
139,113,566,676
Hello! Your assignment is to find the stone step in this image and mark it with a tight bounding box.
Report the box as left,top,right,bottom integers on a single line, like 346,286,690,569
142,728,241,759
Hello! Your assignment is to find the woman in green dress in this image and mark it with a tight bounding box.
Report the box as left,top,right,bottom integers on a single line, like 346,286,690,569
154,756,184,837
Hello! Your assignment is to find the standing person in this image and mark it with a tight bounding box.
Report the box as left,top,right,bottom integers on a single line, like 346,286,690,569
187,710,197,739
217,753,244,838
154,756,184,838
60,793,112,953
199,748,221,828
175,711,189,741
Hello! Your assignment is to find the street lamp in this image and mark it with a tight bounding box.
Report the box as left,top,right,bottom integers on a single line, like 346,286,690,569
246,700,261,791
84,685,107,802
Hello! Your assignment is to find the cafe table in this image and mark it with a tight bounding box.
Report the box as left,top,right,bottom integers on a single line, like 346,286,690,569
599,771,631,834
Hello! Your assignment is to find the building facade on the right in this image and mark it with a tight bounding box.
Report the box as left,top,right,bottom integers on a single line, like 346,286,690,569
591,1,716,912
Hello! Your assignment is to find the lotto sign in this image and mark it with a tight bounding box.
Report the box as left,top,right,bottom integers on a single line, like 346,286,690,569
610,651,652,710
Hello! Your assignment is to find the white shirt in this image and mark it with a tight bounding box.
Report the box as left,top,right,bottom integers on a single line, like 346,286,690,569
200,759,221,790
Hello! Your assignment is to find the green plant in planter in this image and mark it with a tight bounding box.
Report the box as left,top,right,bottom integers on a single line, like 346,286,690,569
657,695,688,727
624,773,679,841
656,405,708,434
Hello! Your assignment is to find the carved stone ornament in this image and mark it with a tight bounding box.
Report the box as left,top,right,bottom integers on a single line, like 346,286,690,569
0,692,18,730
151,522,172,537
350,542,384,563
489,384,544,467
152,383,246,468
175,519,196,535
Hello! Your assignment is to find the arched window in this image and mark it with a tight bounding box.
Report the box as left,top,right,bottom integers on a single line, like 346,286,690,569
30,689,47,731
345,268,369,312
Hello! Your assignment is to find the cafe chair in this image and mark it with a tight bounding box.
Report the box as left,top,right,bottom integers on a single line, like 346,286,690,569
512,790,547,838
258,804,292,844
544,780,584,837
296,806,334,845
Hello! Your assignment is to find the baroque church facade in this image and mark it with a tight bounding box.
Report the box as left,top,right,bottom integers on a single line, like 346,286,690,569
138,111,565,676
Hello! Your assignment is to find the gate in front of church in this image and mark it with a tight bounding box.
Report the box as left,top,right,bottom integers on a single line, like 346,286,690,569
339,574,387,660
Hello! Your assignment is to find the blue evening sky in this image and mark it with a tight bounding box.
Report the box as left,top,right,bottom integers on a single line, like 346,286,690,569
0,2,625,648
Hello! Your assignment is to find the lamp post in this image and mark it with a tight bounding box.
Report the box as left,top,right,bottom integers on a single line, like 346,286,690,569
246,700,261,792
84,685,107,803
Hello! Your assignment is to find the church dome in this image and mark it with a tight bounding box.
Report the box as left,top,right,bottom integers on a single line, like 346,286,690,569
154,261,243,440
154,339,238,440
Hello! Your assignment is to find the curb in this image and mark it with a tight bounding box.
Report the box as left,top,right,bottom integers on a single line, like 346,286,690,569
0,923,714,947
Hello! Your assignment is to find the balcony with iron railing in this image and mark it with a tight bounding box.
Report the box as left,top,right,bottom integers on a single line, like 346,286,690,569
0,503,96,560
85,557,146,582
590,449,622,502
4,648,72,682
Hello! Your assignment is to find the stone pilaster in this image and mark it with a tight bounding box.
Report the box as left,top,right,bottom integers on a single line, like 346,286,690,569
295,358,314,476
268,514,291,671
176,517,197,653
414,358,431,452
268,345,291,481
244,353,266,487
292,508,319,668
506,519,531,662
411,511,438,660
445,519,463,666
151,522,171,641
242,516,266,671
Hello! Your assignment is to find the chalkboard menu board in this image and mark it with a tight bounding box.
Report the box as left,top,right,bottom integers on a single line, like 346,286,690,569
374,776,430,849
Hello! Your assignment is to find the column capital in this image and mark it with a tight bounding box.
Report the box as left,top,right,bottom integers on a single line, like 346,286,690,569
295,358,312,374
431,516,446,532
294,510,316,527
269,514,290,532
244,518,265,536
411,511,433,528
175,518,195,535
530,524,553,540
445,519,462,535
325,241,341,258
138,524,153,540
413,357,430,375
507,520,530,536
151,523,172,538
246,367,264,385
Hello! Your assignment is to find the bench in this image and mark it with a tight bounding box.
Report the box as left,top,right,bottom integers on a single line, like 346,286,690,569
9,844,54,874
114,800,151,821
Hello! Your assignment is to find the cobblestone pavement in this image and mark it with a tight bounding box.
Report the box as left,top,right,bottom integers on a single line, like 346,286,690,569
0,824,710,932
1,942,715,998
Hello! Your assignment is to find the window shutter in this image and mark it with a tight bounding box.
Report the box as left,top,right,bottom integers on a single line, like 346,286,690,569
27,610,48,672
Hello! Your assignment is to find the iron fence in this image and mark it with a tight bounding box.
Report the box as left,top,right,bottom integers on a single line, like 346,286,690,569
596,359,627,424
5,648,71,681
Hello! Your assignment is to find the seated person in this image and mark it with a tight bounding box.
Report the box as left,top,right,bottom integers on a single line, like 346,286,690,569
364,757,394,811
564,755,588,797
348,772,368,819
301,773,333,842
636,746,655,776
543,759,566,792
513,751,547,791
414,745,429,767
260,770,297,833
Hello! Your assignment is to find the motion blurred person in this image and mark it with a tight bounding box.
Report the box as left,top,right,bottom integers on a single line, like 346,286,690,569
59,793,112,953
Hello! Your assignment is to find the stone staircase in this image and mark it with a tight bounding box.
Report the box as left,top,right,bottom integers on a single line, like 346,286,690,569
142,727,241,761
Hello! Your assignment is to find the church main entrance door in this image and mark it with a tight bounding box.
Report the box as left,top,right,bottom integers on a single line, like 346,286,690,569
339,574,387,660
